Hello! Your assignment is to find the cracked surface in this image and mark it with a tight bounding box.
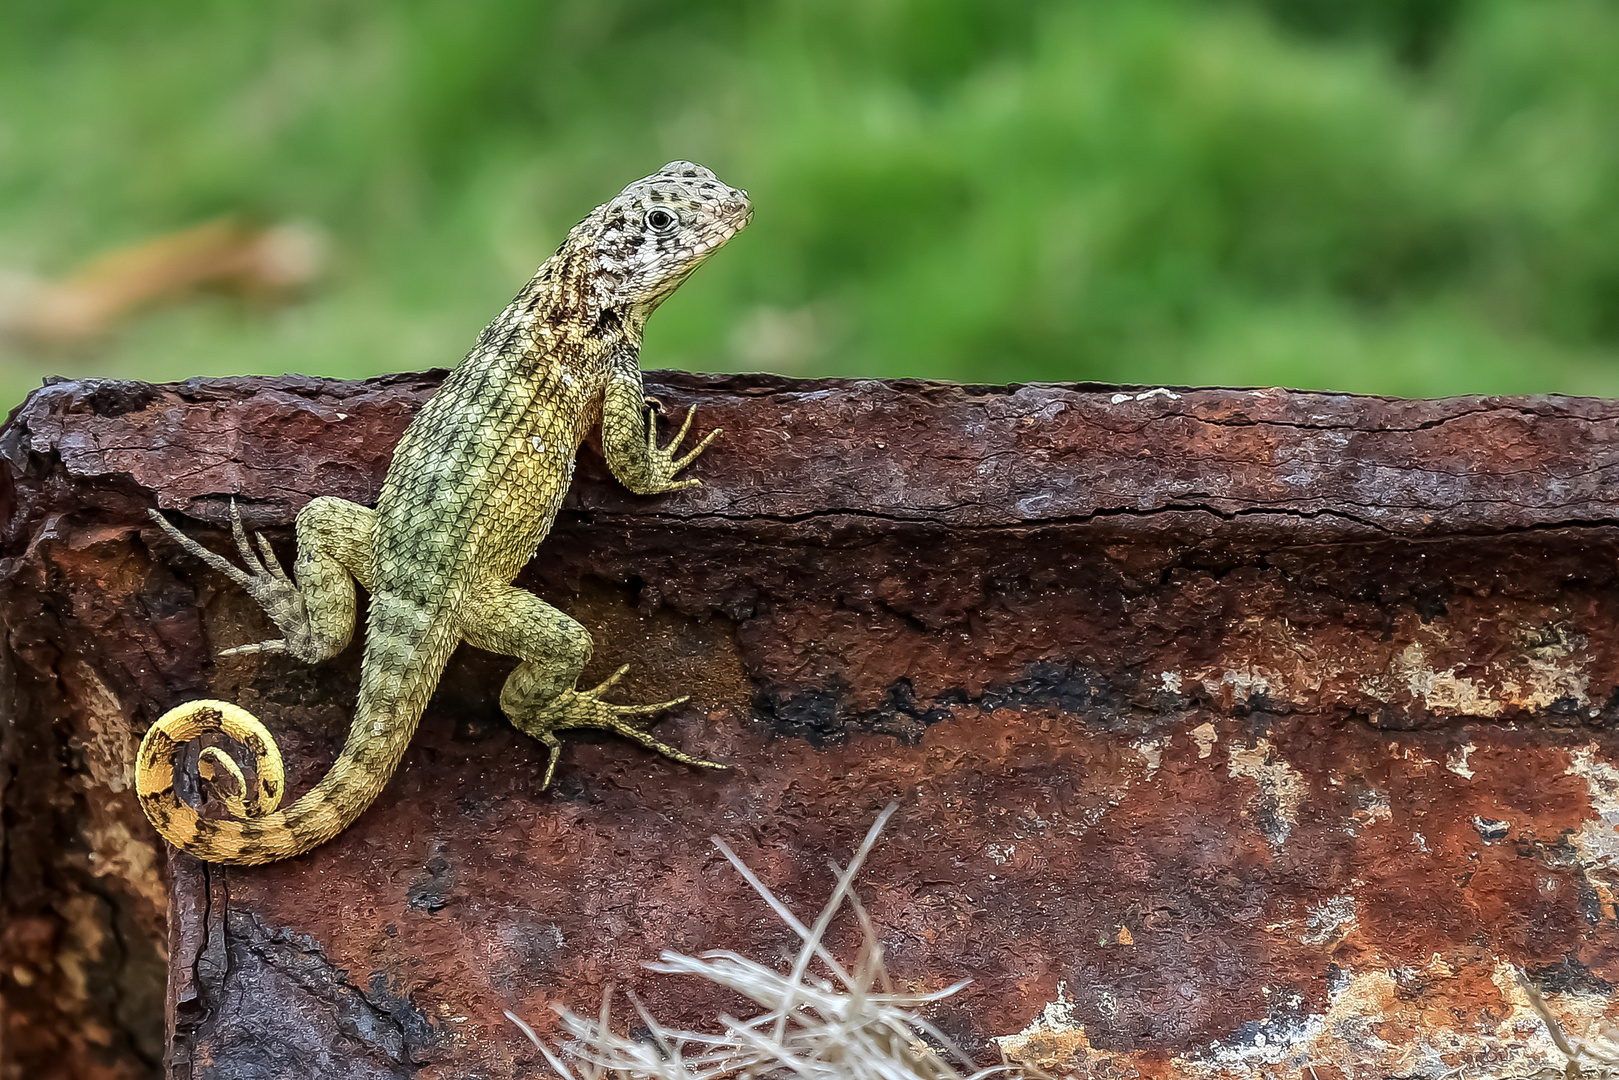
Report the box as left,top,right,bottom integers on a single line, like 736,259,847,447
22,374,1619,538
3,373,1619,1077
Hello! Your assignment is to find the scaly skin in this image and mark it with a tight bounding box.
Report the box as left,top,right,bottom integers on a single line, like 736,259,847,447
136,161,752,864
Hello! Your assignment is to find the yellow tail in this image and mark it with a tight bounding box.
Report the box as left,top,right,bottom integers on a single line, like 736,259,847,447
136,699,386,865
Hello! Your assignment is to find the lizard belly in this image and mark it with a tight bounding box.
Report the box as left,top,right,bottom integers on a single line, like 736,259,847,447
466,434,576,584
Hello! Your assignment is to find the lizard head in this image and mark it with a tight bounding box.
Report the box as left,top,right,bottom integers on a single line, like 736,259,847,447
576,161,752,325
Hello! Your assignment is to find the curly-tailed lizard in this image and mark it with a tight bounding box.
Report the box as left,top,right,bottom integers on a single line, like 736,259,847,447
136,161,750,864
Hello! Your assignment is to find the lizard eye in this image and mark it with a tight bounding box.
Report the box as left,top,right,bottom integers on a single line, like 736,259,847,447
644,208,679,234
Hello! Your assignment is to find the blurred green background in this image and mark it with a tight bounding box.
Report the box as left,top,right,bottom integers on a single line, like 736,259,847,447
6,0,1619,411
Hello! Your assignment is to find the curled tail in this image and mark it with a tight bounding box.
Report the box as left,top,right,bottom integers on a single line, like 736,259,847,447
136,698,412,865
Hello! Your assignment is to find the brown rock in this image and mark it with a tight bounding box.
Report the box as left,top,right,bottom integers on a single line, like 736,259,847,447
2,373,1617,1079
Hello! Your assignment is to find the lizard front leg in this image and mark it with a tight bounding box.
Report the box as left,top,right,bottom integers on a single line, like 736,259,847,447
601,363,720,495
149,495,373,663
460,581,725,788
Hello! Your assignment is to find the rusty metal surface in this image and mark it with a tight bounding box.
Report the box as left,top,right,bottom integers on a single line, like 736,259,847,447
2,373,1617,1079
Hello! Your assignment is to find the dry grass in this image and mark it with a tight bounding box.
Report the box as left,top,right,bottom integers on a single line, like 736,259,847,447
1517,968,1619,1078
506,804,1022,1080
504,810,1618,1080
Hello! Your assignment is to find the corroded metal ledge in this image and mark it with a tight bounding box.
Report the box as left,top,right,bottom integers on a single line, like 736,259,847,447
2,373,1617,1079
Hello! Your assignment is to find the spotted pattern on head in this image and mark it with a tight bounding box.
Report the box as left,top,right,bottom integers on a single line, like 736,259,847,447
559,160,752,323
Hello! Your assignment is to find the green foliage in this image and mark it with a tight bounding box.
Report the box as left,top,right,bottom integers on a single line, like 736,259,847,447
5,0,1619,407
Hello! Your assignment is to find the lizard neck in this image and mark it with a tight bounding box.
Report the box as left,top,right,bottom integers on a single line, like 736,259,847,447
525,237,647,349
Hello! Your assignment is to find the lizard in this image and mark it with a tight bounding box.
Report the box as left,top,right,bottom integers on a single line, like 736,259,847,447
135,161,752,865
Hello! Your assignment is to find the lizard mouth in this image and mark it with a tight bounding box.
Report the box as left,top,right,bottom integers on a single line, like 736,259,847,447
686,207,752,258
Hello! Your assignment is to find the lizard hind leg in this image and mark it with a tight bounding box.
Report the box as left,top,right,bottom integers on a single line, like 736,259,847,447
461,582,726,789
137,699,288,827
146,495,372,664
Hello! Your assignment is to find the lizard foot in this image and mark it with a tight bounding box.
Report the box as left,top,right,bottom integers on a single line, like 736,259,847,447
643,404,721,493
512,665,726,788
148,501,310,658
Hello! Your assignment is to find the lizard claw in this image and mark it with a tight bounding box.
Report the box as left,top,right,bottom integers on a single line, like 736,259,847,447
671,426,721,473
665,404,696,454
580,665,692,716
515,668,719,789
229,499,260,569
585,663,631,698
148,502,313,661
642,404,720,491
148,507,253,587
218,640,290,657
